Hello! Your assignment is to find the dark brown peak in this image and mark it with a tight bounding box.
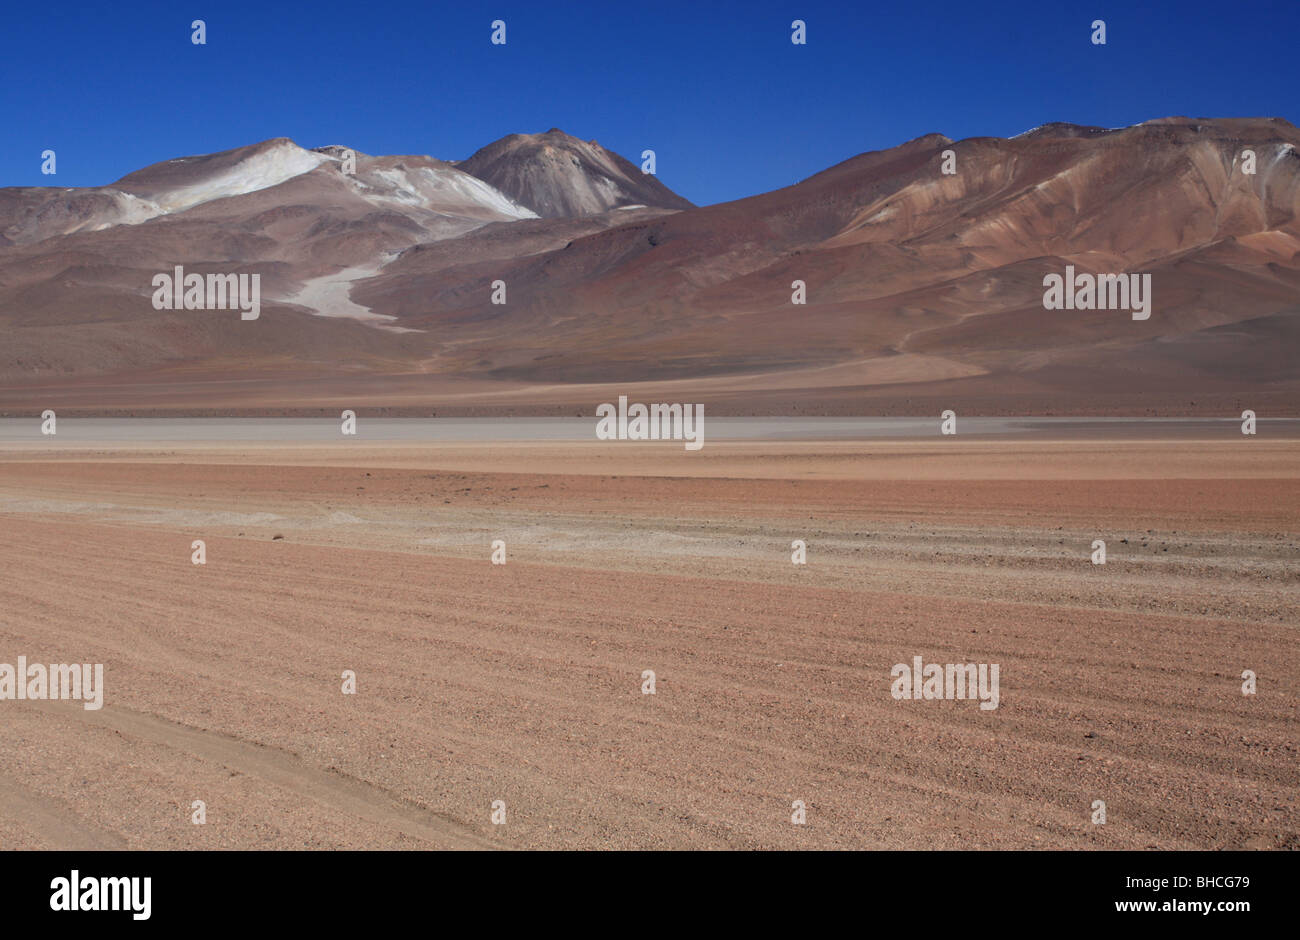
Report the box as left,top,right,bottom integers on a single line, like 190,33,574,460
485,129,589,151
1139,115,1299,134
1013,117,1300,142
1137,115,1264,127
900,132,953,148
1116,117,1300,145
459,129,693,218
796,133,955,186
1017,123,1113,140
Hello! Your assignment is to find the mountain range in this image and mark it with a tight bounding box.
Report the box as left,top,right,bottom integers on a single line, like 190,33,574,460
1,118,1297,415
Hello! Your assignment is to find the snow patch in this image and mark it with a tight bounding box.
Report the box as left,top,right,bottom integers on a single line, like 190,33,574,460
87,141,329,231
148,141,328,213
362,165,537,219
285,258,423,333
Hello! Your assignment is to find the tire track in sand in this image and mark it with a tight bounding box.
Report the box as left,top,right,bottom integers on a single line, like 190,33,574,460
0,772,129,850
50,703,499,850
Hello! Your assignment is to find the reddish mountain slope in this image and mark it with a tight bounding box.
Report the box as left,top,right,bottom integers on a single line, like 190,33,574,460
1,118,1297,414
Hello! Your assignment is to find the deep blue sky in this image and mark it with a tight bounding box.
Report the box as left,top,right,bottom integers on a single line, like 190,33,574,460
2,0,1296,206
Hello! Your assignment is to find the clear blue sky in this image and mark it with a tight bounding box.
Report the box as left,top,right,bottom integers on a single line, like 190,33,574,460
2,0,1296,205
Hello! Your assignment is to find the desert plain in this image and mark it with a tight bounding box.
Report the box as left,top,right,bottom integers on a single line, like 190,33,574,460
0,422,1296,850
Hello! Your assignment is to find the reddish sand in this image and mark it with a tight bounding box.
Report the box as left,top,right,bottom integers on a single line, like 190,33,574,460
0,440,1296,848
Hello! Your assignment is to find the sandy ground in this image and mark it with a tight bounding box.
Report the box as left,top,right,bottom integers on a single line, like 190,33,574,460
0,438,1296,849
4,368,1299,418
